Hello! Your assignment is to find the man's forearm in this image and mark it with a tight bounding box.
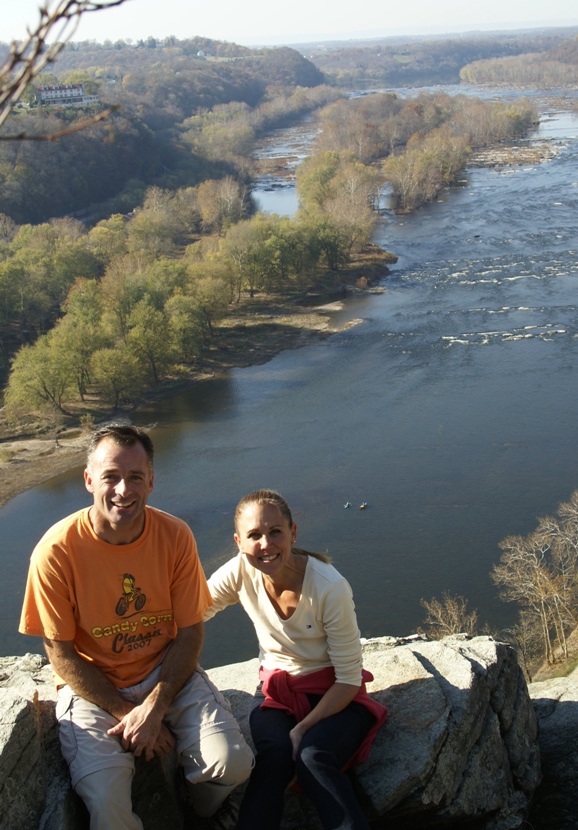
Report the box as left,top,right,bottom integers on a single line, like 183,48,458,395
106,622,204,759
144,622,204,716
45,622,203,720
43,638,133,720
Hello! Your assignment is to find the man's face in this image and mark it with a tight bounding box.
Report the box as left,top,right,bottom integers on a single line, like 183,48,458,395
84,437,154,544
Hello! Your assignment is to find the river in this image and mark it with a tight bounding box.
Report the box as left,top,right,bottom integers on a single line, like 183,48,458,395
3,89,578,668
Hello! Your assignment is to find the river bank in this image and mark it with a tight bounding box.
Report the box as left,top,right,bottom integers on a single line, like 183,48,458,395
0,129,560,509
0,120,564,512
0,249,393,508
0,311,337,508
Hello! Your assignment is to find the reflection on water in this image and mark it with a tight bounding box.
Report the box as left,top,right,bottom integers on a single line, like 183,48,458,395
3,106,578,670
251,119,318,217
252,187,299,217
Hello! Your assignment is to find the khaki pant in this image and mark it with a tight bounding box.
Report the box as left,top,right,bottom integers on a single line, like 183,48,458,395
56,664,254,829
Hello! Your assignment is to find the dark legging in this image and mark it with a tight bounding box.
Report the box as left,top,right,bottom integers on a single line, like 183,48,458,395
236,692,375,830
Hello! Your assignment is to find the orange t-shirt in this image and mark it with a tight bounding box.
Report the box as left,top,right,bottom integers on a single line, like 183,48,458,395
19,506,212,687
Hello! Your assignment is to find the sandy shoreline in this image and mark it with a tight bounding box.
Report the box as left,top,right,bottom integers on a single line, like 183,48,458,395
0,437,89,508
0,297,371,508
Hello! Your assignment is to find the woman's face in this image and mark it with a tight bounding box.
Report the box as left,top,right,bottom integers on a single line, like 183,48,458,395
234,501,296,579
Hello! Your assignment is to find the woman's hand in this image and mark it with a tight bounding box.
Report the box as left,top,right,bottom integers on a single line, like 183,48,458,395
289,682,361,759
289,722,309,760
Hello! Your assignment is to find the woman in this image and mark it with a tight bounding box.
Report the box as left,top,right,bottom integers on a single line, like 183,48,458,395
205,489,387,830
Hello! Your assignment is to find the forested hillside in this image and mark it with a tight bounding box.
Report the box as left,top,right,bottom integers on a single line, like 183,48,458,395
0,88,536,420
2,28,573,227
460,33,578,86
0,27,543,430
302,28,578,87
0,37,329,225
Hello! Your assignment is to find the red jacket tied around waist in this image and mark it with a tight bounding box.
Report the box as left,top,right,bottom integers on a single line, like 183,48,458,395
259,665,387,768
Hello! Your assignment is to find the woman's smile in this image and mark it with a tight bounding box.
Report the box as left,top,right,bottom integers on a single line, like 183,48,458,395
234,502,296,582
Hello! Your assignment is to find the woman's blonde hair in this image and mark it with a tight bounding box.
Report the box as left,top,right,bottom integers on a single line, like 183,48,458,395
235,489,331,564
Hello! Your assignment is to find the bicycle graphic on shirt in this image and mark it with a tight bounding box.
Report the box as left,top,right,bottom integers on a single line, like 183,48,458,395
116,573,146,616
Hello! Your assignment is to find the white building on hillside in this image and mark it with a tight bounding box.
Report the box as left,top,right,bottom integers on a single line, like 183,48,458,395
36,84,100,107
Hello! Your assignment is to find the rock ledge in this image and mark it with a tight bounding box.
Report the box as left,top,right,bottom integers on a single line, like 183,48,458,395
0,636,544,829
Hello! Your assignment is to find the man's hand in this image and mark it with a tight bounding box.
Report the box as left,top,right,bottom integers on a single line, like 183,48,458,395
153,722,176,757
44,624,203,762
108,707,175,761
105,624,204,761
43,637,134,721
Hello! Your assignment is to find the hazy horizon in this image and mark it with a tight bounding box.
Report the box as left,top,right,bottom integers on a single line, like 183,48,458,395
4,0,578,48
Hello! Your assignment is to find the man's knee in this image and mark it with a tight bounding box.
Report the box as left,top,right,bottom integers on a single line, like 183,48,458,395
75,767,143,830
221,736,255,784
182,730,254,786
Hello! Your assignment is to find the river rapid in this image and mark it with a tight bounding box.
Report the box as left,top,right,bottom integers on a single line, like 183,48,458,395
3,89,578,667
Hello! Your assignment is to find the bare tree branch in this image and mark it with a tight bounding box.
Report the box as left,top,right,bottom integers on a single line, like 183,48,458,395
0,104,120,141
420,592,478,640
0,0,131,136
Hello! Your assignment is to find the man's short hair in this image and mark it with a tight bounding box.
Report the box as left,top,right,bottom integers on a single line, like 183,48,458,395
86,424,154,470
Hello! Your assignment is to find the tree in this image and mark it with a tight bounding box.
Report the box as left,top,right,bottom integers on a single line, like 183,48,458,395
321,158,380,254
0,259,36,333
125,207,178,259
188,269,231,340
0,213,17,244
196,177,248,234
501,609,545,682
123,186,202,258
296,151,380,256
56,277,106,399
2,220,100,342
382,127,470,212
90,345,146,408
492,511,578,666
143,260,190,306
126,299,175,383
99,254,149,339
420,592,479,640
0,1,129,137
296,151,342,213
313,219,348,272
87,214,128,263
1,249,55,336
492,530,558,665
222,216,275,299
275,216,322,289
5,333,77,418
60,68,101,95
165,294,204,363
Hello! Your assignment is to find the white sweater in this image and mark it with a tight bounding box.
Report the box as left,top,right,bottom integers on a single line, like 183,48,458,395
205,553,363,686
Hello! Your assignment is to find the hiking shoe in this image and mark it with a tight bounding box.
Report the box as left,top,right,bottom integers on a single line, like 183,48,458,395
205,797,239,829
186,796,239,830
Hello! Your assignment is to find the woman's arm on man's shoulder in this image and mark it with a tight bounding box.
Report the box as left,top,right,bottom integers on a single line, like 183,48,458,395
204,554,243,620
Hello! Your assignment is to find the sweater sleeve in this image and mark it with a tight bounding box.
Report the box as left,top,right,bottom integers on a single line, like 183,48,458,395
204,556,243,621
320,576,364,686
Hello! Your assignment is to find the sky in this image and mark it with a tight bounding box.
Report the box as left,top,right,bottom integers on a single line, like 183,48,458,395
4,0,578,47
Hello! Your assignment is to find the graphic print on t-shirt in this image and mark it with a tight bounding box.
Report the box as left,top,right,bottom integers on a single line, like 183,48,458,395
115,572,147,616
90,570,174,652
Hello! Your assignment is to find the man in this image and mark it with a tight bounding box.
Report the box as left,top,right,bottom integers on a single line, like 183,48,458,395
19,424,254,830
